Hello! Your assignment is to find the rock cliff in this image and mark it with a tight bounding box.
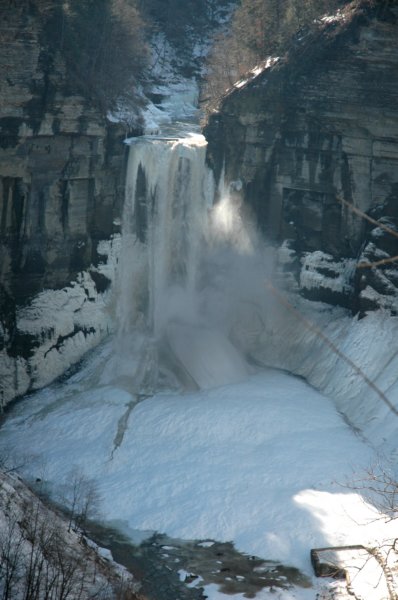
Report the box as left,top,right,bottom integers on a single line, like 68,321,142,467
205,0,398,315
0,2,131,406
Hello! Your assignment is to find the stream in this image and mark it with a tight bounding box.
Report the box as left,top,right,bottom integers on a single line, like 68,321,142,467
86,522,310,600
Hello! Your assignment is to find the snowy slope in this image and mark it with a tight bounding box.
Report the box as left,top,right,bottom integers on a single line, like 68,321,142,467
1,349,397,598
250,297,398,455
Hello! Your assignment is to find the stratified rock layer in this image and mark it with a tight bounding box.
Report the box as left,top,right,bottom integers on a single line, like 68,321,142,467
205,1,398,314
0,3,129,406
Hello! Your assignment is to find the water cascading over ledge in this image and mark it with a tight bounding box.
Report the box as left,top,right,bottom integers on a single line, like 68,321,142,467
120,135,213,336
112,134,253,391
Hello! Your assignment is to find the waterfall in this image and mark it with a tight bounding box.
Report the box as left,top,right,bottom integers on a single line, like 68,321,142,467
112,133,257,392
119,134,213,335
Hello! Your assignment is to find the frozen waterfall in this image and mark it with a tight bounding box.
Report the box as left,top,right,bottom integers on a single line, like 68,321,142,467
120,134,212,336
113,133,254,391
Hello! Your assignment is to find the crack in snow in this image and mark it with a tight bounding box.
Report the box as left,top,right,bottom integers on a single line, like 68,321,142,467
109,394,152,460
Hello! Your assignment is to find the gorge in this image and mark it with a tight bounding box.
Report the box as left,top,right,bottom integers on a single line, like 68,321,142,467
1,1,398,599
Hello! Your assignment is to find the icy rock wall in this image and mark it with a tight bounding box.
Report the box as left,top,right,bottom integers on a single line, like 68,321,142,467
205,2,398,315
0,4,128,407
0,238,121,407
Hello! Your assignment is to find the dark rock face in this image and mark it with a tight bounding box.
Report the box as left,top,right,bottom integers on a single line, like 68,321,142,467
205,1,398,314
0,3,131,406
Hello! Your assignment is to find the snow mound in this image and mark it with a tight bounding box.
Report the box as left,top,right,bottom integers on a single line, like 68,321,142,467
165,321,249,389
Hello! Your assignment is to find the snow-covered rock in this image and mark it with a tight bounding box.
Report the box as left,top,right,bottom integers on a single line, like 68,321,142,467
0,236,120,408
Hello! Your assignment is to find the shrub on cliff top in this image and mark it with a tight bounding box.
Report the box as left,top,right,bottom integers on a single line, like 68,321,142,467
46,0,149,113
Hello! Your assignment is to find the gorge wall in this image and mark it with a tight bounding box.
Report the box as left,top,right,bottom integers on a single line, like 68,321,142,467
0,0,235,408
2,0,398,410
205,0,398,316
0,2,130,406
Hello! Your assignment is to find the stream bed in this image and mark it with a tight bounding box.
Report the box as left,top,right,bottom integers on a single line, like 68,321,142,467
86,523,311,599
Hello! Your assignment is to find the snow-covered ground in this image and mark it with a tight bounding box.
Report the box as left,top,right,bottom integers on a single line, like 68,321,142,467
1,337,398,599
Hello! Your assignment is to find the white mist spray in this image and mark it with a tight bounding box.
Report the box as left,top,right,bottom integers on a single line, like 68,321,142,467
201,174,273,359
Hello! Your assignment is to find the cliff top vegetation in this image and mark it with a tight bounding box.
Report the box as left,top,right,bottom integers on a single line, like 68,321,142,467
44,0,149,113
201,0,396,116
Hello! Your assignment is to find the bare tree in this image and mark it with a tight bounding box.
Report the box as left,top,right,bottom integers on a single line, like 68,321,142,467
56,467,100,535
0,474,141,600
40,0,149,113
347,460,398,523
0,516,24,600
